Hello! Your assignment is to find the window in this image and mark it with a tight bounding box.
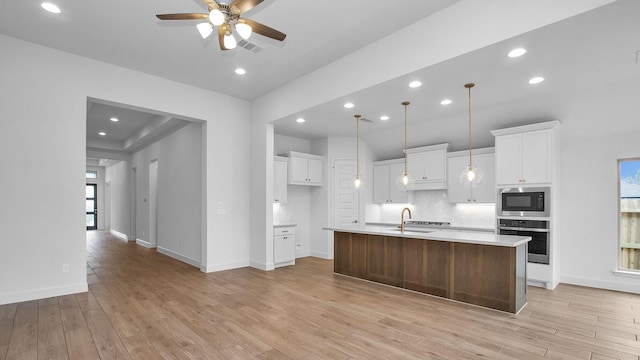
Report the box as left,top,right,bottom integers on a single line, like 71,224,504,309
619,158,640,271
86,170,97,179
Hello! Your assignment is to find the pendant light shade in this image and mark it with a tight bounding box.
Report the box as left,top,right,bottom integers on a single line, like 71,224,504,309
353,115,364,191
460,83,483,188
396,101,414,191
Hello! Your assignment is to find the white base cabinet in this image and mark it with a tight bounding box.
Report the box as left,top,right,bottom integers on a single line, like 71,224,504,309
447,149,495,203
274,226,296,268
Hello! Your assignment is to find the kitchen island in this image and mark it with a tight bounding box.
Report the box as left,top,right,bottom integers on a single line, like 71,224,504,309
324,226,531,313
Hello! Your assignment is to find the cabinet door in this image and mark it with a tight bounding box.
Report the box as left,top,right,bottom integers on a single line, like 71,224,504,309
495,134,522,185
274,234,295,264
290,157,308,183
521,130,551,184
408,149,446,183
447,156,471,203
388,162,410,203
273,161,287,203
307,158,323,184
373,165,390,204
471,153,496,203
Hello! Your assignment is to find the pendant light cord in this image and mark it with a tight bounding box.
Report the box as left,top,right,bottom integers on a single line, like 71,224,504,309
402,101,410,174
465,83,475,167
355,115,360,177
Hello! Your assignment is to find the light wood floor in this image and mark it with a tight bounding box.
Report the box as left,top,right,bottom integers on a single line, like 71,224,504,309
1,232,639,359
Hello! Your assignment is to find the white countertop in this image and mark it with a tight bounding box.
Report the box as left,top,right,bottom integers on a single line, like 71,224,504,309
274,223,297,228
323,225,530,247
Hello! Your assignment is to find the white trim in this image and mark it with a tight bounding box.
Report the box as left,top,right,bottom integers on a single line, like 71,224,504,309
310,251,331,259
201,260,252,273
612,269,640,279
136,239,156,248
295,251,312,258
109,229,128,241
156,247,200,268
560,275,640,295
249,260,275,271
0,283,88,306
490,120,560,137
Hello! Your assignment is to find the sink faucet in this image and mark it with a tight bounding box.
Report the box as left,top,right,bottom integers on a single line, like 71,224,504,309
400,207,412,232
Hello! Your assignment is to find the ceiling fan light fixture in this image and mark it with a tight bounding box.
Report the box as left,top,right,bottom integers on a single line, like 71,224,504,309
209,9,225,26
235,22,252,40
196,22,214,39
223,32,237,49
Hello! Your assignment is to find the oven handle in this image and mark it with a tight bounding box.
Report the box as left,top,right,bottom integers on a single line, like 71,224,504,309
499,226,549,233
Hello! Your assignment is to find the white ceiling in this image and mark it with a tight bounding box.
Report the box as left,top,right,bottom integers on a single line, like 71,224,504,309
0,0,458,100
2,0,638,161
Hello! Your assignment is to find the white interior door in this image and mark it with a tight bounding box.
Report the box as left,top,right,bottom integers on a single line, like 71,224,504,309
333,159,359,229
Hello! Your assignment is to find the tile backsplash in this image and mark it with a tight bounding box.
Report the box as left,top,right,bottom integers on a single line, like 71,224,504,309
378,190,496,228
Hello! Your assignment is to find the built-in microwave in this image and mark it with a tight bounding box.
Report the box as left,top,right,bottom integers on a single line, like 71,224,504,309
498,187,550,217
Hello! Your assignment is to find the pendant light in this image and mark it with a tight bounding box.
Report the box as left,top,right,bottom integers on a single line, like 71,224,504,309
460,83,483,187
353,114,364,190
396,101,414,190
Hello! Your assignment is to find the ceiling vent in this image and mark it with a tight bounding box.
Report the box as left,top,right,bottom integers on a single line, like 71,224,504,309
238,39,264,53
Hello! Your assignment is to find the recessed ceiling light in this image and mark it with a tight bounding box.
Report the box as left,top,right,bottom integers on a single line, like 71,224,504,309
379,115,389,121
440,99,452,105
41,2,61,13
98,132,106,136
110,117,119,122
508,48,527,58
343,102,354,109
528,76,545,84
296,118,305,123
409,80,422,88
235,68,246,75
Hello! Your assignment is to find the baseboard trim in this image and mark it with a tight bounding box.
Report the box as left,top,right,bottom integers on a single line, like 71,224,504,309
109,229,128,241
560,275,640,294
0,283,88,306
295,251,312,258
156,247,200,268
310,251,331,259
201,260,252,273
248,260,275,271
136,239,156,248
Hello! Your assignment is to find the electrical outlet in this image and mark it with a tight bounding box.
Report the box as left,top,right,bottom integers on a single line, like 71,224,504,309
296,243,301,250
62,264,69,273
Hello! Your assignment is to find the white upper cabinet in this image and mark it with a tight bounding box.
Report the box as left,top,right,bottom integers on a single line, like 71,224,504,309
273,157,288,203
492,122,558,186
373,160,412,204
287,151,323,186
447,149,495,203
405,143,450,190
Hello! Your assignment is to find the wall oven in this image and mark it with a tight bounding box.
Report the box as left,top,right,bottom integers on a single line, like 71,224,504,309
498,219,549,264
498,187,550,217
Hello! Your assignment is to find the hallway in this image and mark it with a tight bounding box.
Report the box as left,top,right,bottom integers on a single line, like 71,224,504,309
1,231,639,359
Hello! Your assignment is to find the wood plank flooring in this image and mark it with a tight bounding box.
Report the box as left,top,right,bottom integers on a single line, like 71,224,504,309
1,231,639,359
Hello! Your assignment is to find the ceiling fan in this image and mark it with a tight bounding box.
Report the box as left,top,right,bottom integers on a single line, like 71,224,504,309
156,0,286,51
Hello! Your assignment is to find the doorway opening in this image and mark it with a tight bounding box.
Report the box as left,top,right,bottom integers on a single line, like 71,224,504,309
86,184,98,230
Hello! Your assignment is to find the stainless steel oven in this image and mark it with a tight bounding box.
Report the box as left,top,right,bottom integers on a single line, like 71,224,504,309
498,187,550,217
498,218,549,264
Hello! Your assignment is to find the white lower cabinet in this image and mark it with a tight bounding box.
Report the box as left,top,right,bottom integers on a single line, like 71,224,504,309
274,226,296,267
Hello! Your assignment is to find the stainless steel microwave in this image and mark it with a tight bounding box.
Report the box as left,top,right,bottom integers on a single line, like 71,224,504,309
498,187,550,217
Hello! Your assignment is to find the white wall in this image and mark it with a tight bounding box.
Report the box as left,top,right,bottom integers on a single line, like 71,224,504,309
556,77,640,294
0,35,250,305
128,122,203,265
105,160,131,240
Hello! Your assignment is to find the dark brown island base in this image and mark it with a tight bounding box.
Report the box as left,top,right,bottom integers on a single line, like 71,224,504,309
327,227,531,313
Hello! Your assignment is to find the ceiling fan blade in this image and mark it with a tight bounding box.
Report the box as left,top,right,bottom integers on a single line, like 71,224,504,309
229,0,264,15
239,18,286,41
201,0,219,11
156,13,209,20
218,25,230,51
